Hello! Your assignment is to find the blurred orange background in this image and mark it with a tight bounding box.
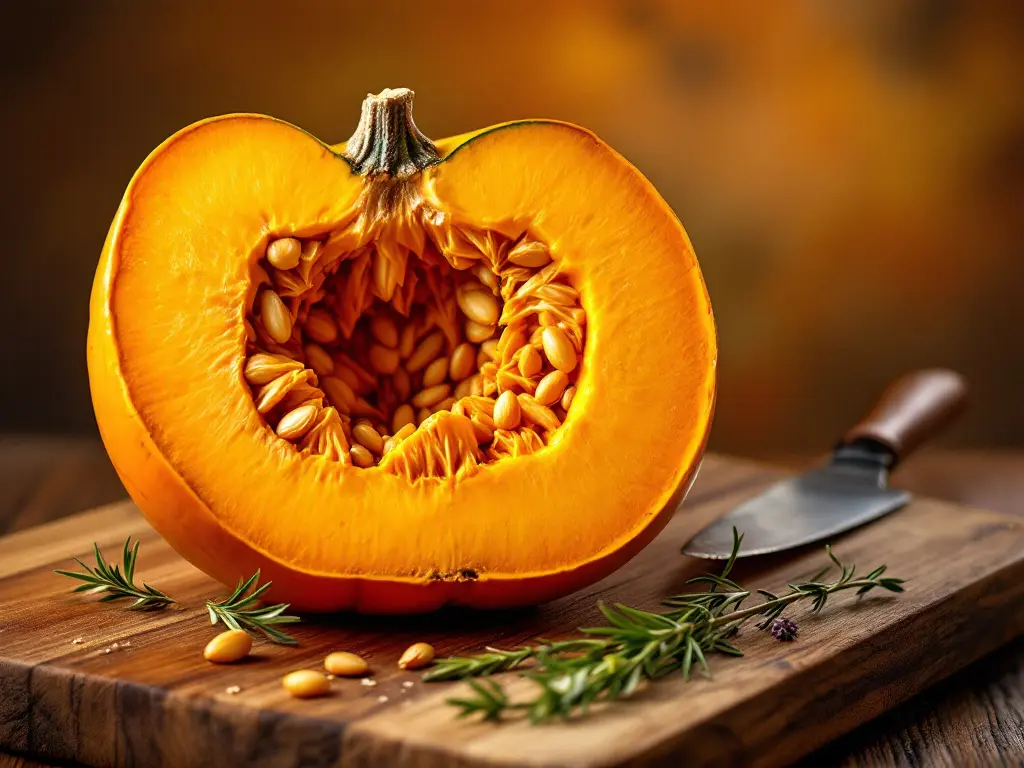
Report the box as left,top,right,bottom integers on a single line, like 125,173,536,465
2,0,1022,457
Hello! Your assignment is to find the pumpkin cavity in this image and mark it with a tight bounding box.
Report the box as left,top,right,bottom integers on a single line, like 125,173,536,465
243,188,586,480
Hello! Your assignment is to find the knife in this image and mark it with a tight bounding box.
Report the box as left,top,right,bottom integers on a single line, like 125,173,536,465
682,369,969,559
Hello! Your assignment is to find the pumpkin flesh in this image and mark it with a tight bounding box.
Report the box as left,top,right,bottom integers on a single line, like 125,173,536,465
88,91,716,612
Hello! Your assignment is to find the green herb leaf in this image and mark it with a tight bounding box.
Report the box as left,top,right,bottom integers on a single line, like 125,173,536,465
424,527,905,723
205,570,301,645
56,537,175,611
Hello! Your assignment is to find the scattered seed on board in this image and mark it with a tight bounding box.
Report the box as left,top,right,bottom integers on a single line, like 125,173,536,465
324,651,370,677
282,670,331,699
398,642,435,670
204,630,253,664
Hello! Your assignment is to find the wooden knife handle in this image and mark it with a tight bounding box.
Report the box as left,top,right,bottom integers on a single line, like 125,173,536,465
841,369,968,462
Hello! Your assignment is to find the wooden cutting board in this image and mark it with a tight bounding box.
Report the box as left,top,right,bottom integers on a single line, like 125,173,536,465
1,454,1023,768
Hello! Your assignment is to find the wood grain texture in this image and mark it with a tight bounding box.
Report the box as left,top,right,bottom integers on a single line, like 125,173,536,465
1,453,1024,768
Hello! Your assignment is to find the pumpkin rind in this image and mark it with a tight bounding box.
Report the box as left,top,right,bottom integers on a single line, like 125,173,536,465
87,96,716,613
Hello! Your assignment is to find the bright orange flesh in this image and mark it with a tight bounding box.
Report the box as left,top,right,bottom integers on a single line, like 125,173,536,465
88,108,716,613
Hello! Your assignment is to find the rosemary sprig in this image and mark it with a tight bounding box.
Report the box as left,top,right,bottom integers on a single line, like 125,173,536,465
425,529,904,722
55,537,175,610
205,570,301,645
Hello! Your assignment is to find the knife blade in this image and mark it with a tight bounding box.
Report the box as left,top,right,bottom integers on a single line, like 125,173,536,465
682,369,968,559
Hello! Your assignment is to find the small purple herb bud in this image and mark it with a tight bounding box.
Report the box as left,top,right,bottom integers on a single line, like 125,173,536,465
770,617,799,642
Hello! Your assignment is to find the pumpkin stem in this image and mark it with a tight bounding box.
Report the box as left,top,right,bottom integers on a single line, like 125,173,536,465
343,88,440,178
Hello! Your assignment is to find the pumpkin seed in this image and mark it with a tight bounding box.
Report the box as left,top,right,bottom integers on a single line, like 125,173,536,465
324,651,369,677
517,393,561,432
398,642,435,670
457,288,500,326
472,264,499,294
303,344,334,377
352,422,384,455
493,390,521,430
304,308,339,345
266,237,302,270
454,377,475,399
465,320,495,343
395,423,416,441
535,283,578,305
561,385,576,411
392,403,415,433
534,370,569,406
369,344,400,375
470,414,494,444
277,404,320,440
332,364,362,392
392,367,412,401
411,384,451,409
541,326,577,373
479,339,499,361
432,396,457,414
398,322,417,358
496,325,525,357
282,670,331,699
508,239,550,268
350,444,375,468
321,376,356,411
517,345,542,378
422,356,449,388
244,354,303,385
204,629,253,664
260,290,293,344
406,330,445,372
448,343,476,381
370,314,399,347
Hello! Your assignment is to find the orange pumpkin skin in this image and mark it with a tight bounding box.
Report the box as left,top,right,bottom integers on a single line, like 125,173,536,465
88,91,716,613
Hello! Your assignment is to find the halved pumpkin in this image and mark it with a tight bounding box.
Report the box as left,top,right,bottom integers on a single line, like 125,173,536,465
88,88,716,613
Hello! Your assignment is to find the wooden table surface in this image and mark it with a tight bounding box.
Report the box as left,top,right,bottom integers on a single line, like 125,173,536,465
1,435,1022,768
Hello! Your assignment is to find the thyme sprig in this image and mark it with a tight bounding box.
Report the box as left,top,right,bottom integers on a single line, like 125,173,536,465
425,529,904,723
205,570,301,645
55,537,176,610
